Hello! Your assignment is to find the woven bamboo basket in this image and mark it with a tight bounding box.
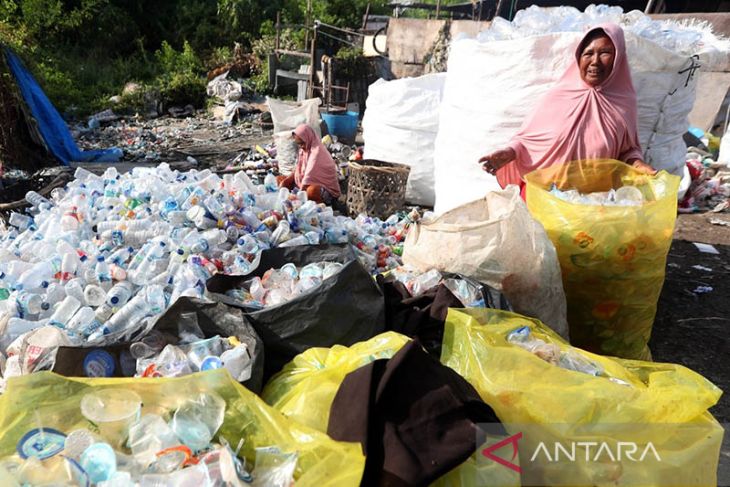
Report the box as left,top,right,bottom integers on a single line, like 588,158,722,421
346,159,410,219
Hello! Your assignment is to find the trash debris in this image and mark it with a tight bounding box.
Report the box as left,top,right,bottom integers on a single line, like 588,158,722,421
549,184,645,206
692,265,713,272
0,370,364,486
709,218,730,226
477,5,729,56
206,71,261,125
692,285,714,294
75,114,265,164
679,149,730,213
225,261,345,309
693,242,720,254
0,164,416,384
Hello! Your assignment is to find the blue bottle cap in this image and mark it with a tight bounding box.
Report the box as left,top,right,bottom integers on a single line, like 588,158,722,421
17,428,66,460
83,349,116,377
200,356,222,371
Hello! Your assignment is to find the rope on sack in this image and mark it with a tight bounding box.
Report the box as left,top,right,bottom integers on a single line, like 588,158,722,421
645,55,701,165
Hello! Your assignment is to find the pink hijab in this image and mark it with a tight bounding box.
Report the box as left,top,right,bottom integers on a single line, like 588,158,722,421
497,23,643,188
293,124,342,198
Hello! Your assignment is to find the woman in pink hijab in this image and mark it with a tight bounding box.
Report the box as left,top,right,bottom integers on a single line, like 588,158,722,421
278,124,342,204
478,24,656,196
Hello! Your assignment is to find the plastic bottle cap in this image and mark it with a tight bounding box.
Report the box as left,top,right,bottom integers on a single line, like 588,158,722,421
200,356,223,371
83,350,116,378
17,428,66,460
97,256,105,262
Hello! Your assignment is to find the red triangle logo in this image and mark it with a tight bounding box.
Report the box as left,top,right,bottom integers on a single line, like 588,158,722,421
481,431,523,474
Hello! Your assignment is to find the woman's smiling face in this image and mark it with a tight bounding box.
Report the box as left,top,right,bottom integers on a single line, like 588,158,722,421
579,33,615,86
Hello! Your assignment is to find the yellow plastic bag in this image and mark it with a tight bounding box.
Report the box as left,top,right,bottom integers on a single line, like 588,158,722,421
525,159,680,359
262,331,411,432
0,369,365,487
441,308,724,487
263,332,520,487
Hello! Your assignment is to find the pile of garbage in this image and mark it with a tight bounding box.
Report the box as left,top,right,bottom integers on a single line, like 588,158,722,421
549,184,646,207
477,4,729,56
226,262,345,309
225,145,280,185
680,148,730,213
0,382,304,486
0,164,415,385
75,115,264,163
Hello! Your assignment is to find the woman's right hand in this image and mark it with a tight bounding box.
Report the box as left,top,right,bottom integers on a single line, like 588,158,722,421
478,148,516,175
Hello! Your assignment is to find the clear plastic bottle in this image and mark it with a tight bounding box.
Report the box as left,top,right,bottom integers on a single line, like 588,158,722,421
95,256,113,290
16,257,61,291
65,278,87,306
66,306,97,333
8,212,33,231
25,191,53,208
15,291,43,316
88,294,148,341
84,284,107,307
49,295,81,328
106,281,134,308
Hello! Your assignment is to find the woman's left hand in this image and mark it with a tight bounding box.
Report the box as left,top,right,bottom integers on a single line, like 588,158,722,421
630,160,657,175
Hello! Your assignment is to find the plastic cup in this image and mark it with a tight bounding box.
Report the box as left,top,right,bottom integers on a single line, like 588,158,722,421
80,389,142,447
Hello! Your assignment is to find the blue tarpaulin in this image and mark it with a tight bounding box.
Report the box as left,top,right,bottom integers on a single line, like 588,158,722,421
4,49,122,166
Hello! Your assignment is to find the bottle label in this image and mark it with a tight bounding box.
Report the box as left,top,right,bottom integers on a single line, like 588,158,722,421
17,428,66,460
83,349,116,377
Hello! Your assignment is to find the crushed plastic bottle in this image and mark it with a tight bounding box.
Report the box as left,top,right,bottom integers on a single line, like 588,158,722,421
0,164,416,382
507,326,607,378
225,261,344,309
0,386,300,486
549,184,646,207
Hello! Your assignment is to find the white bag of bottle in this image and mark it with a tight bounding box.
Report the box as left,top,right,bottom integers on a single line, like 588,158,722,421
403,186,569,339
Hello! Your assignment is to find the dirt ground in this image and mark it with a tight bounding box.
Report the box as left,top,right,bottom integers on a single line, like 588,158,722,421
650,213,730,484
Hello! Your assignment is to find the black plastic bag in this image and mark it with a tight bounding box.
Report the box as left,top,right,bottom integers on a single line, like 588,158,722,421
52,297,265,393
207,244,385,380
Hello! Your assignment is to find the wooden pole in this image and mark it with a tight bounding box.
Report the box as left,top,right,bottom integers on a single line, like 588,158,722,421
495,0,507,19
362,2,371,31
307,25,317,99
275,11,281,51
436,0,441,19
304,0,312,46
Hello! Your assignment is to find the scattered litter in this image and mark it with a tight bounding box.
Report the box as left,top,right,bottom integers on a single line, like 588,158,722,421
692,265,713,272
679,150,730,213
709,218,730,226
693,242,720,254
692,286,714,294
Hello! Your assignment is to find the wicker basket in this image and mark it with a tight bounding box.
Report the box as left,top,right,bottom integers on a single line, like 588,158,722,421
346,159,410,219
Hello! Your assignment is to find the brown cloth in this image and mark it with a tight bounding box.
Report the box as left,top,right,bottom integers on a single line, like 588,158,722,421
378,277,462,356
327,340,503,487
377,275,511,356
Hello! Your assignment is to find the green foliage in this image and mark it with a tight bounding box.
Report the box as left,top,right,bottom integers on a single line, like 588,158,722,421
205,46,233,70
334,46,373,80
0,0,394,115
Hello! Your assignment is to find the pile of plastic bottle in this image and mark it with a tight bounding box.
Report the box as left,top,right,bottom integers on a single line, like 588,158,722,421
476,4,728,57
0,164,414,382
549,184,645,207
134,333,253,381
0,389,297,486
388,267,487,307
506,326,629,386
225,261,344,309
